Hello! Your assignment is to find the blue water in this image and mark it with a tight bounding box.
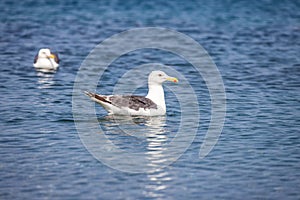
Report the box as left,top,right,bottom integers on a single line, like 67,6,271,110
1,0,300,199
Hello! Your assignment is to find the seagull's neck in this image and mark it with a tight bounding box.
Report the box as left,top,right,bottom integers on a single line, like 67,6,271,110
146,83,166,111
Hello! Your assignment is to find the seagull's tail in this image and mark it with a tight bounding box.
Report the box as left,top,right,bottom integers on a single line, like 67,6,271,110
84,91,95,98
84,91,111,104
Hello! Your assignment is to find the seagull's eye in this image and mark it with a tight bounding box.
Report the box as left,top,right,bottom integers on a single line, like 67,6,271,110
158,74,162,77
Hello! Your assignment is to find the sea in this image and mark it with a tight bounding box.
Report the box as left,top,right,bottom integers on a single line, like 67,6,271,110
1,0,300,199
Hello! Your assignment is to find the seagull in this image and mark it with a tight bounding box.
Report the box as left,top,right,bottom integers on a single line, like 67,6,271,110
85,70,178,116
33,48,60,70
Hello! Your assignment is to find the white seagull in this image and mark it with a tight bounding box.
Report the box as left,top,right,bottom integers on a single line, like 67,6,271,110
85,70,178,116
33,48,60,70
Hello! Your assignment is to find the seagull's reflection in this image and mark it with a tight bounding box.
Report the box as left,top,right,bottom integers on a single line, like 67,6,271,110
100,115,172,198
35,68,56,89
144,116,172,199
103,115,166,139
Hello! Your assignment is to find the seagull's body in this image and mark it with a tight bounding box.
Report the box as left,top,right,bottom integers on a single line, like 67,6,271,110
85,71,178,116
33,48,60,70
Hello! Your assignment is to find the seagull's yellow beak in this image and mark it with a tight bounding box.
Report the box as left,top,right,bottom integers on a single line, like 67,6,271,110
166,77,179,83
48,54,55,59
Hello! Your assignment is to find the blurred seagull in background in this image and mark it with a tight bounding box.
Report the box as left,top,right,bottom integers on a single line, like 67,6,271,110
33,48,60,70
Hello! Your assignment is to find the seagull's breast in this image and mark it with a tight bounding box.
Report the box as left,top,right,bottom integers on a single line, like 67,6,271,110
33,58,59,69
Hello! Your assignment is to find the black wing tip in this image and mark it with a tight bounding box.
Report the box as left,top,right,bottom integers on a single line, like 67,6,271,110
52,52,60,64
33,54,38,64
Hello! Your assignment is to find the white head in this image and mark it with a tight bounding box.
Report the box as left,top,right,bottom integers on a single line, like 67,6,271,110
148,70,178,85
38,48,53,58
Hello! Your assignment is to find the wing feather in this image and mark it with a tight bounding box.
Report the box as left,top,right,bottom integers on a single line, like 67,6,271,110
52,52,60,63
109,95,157,111
84,91,157,111
33,54,38,64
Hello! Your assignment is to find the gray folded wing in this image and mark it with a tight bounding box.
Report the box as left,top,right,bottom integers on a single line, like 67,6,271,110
109,95,157,111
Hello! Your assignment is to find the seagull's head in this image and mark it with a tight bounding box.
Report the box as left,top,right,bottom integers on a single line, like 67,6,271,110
38,48,55,59
148,70,178,85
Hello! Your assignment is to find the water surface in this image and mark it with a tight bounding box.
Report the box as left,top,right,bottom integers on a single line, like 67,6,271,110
1,0,300,199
